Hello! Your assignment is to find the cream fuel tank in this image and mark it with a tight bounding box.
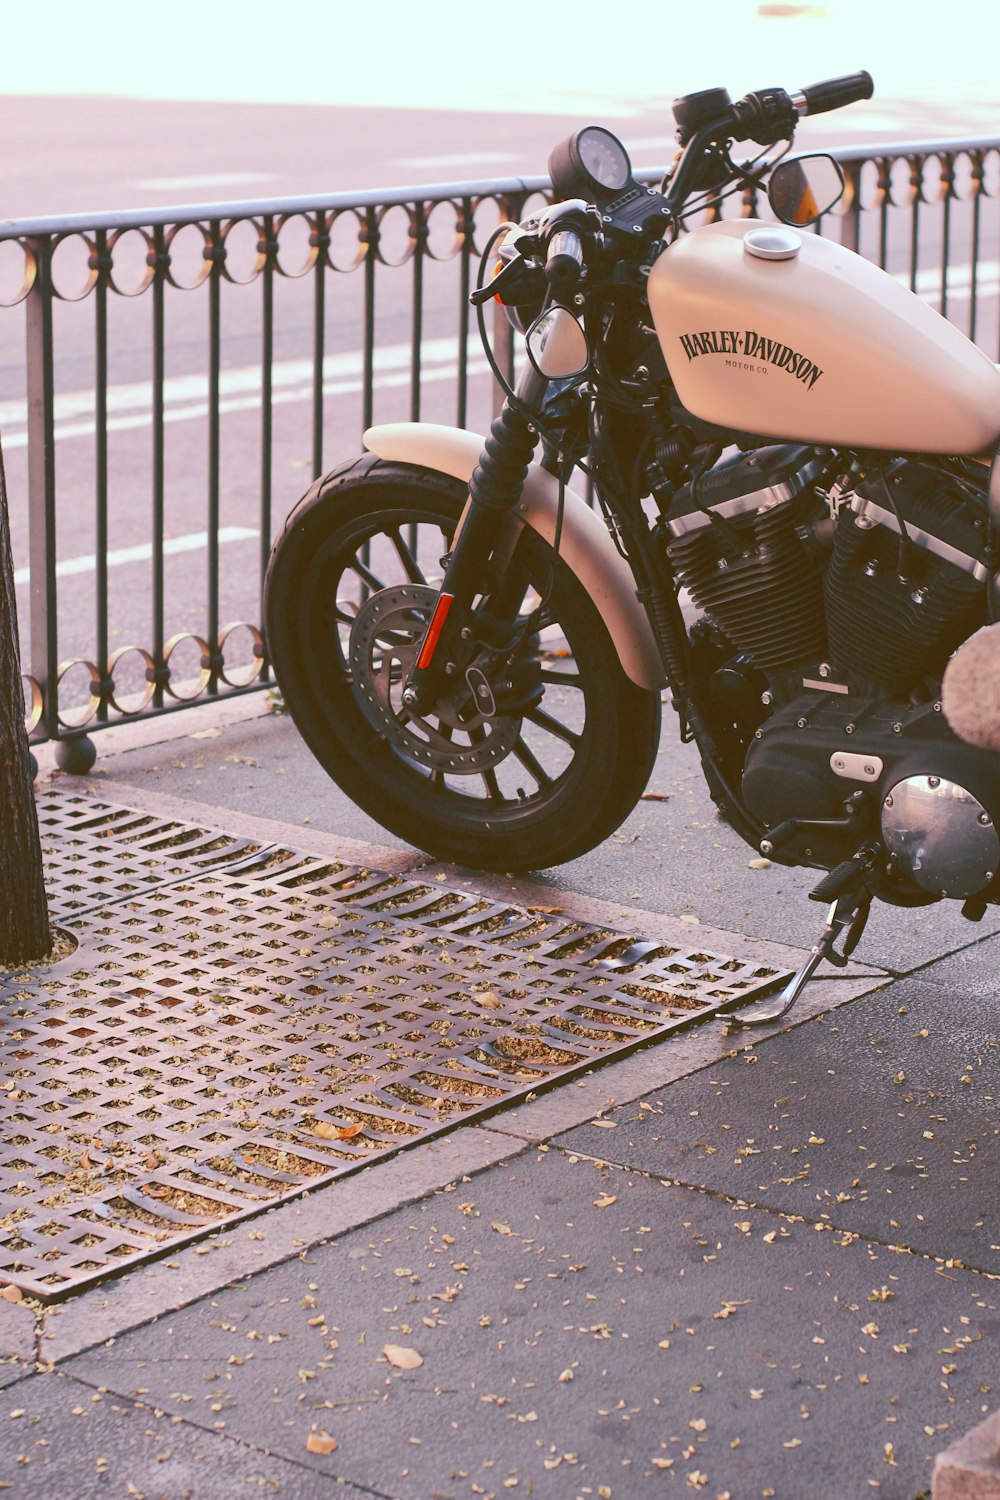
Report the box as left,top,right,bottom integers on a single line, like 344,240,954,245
648,218,1000,455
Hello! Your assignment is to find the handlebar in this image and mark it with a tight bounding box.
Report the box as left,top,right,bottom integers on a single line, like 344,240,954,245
729,70,873,144
665,70,874,211
545,228,584,297
796,70,874,117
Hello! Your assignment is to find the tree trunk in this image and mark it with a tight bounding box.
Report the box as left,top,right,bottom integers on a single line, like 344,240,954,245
0,437,51,964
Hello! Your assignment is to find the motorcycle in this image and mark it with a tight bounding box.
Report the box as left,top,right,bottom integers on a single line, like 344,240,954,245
264,71,1000,1023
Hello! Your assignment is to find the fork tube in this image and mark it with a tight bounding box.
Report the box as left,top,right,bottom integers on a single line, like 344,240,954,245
401,401,539,710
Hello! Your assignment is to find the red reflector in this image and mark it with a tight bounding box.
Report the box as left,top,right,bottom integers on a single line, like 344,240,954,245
416,593,455,671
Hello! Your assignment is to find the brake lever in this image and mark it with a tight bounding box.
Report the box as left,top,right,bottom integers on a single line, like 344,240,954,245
469,253,545,308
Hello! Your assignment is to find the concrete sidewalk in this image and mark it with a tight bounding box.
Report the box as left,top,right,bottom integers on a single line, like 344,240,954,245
1,698,997,1499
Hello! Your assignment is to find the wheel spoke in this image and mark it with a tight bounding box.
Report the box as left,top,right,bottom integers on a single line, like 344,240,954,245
513,736,551,787
466,725,505,804
389,527,428,584
524,706,582,747
480,767,504,803
351,554,387,594
539,667,582,688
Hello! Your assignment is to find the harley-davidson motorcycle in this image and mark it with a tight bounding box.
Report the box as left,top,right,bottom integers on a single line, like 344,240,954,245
265,71,1000,1022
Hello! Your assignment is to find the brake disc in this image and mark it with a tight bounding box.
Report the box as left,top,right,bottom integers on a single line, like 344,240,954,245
348,585,521,774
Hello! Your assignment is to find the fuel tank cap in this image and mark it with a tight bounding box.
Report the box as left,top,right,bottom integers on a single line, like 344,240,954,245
743,227,802,261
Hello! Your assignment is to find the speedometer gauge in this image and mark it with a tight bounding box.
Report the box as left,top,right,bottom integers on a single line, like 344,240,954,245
548,126,634,200
577,128,631,190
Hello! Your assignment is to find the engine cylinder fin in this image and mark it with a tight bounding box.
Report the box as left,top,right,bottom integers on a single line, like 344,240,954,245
826,510,986,694
668,494,826,671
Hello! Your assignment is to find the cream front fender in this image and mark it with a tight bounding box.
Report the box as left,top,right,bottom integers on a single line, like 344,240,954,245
363,422,666,691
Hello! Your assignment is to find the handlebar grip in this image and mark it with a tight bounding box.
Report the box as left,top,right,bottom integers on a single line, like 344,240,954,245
799,70,874,116
545,229,584,295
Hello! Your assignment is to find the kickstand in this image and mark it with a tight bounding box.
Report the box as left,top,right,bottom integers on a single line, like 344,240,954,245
725,888,871,1029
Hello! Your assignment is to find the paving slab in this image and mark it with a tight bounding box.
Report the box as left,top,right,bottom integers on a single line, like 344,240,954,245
0,1368,381,1498
558,978,1000,1275
934,1409,1000,1499
64,1148,996,1500
0,1363,30,1394
0,1304,36,1365
917,931,1000,1001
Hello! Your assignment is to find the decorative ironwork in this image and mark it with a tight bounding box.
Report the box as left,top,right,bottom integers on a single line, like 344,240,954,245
0,793,790,1299
2,139,997,749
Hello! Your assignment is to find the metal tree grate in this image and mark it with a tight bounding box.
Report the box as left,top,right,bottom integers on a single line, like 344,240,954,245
34,790,268,920
0,793,790,1299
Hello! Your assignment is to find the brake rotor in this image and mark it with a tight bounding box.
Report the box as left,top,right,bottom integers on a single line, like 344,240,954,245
348,585,521,775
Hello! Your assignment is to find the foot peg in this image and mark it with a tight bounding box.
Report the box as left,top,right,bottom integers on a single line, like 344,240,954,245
726,869,871,1030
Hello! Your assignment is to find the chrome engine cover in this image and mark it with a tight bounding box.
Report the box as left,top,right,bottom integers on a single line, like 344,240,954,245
881,774,1000,899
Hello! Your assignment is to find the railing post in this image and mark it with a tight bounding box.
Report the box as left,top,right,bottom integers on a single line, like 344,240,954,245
490,191,522,421
840,161,862,255
24,235,59,741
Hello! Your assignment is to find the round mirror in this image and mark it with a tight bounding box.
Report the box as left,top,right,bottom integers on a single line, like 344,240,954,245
525,306,589,380
768,154,845,226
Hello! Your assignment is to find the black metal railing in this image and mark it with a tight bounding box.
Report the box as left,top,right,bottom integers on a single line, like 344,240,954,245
1,135,997,756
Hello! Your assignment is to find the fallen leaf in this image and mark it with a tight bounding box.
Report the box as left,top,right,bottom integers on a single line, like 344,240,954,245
317,914,338,930
314,1121,365,1142
558,1369,574,1383
526,905,562,914
145,1152,162,1171
0,1286,22,1305
714,1300,750,1319
747,858,771,869
640,792,671,802
383,1344,423,1369
593,1194,618,1208
477,992,502,1009
190,727,222,739
306,1430,338,1455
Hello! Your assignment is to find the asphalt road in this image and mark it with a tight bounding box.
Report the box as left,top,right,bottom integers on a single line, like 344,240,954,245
2,90,997,713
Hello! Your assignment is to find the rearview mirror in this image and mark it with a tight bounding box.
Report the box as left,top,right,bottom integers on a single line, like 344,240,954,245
525,306,589,380
768,154,845,226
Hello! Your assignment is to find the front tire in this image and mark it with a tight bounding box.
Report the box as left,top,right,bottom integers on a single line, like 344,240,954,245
264,454,661,871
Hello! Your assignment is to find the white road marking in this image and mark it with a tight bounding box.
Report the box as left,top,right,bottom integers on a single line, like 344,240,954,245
626,136,680,150
13,526,258,588
0,336,490,448
131,172,276,190
394,151,519,169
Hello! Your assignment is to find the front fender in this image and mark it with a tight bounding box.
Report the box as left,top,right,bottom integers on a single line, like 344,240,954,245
363,422,666,691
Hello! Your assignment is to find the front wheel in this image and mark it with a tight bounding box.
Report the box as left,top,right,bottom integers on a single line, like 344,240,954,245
263,455,661,871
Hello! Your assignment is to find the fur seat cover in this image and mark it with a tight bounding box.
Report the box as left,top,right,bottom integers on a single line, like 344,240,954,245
942,622,1000,751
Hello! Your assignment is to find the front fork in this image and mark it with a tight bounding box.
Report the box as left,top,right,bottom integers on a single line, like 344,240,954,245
401,396,542,714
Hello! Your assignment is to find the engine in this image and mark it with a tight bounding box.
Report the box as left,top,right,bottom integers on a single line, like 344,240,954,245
665,446,1000,906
